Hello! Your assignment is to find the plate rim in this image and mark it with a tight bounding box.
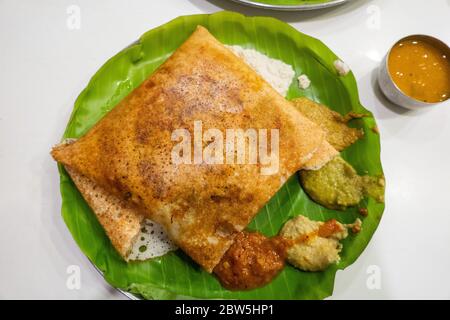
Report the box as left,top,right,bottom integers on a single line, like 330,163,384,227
227,0,350,11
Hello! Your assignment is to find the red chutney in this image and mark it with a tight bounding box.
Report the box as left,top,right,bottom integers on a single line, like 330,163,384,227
318,219,344,238
213,231,287,291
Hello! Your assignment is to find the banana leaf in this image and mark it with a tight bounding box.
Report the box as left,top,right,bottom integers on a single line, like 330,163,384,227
57,11,384,300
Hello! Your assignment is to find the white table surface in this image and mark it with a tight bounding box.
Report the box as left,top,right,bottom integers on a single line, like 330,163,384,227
1,0,449,300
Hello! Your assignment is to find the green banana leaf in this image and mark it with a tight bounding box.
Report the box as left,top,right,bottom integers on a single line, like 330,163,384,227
57,11,384,300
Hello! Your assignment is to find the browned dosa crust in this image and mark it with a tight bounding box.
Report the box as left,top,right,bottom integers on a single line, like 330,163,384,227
52,26,331,272
65,165,145,260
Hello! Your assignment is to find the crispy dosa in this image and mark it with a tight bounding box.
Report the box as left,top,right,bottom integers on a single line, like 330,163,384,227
52,26,334,272
291,97,364,151
63,138,176,261
65,165,144,260
302,140,338,170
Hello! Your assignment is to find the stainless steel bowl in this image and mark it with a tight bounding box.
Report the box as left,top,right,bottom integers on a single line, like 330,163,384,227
378,34,450,110
228,0,350,11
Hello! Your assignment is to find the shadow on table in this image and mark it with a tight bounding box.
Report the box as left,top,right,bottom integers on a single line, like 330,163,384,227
189,0,373,23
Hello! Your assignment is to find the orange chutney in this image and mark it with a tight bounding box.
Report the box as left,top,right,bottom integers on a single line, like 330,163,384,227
388,38,450,103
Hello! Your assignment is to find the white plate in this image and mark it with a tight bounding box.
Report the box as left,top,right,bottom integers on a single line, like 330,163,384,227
228,0,350,11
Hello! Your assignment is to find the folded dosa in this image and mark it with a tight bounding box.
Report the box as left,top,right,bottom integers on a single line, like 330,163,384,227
52,26,333,272
291,97,364,152
302,140,338,170
65,165,144,260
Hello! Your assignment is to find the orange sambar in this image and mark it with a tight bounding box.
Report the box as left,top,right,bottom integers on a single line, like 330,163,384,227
388,37,450,103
